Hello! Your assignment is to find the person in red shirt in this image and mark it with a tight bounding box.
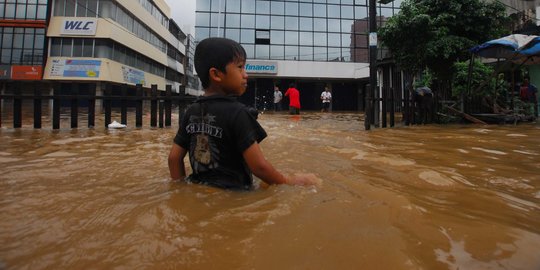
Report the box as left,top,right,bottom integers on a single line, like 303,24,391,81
284,83,301,115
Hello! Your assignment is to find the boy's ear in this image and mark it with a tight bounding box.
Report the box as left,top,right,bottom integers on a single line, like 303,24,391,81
208,67,223,83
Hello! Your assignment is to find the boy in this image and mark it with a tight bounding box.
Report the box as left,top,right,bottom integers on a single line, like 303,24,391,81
168,37,317,189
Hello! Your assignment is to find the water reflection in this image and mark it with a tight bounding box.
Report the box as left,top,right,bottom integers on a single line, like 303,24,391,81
0,112,539,269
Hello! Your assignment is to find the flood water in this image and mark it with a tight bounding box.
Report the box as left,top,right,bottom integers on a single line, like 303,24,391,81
0,111,539,270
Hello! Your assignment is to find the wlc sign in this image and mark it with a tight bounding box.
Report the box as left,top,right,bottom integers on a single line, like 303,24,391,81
245,61,278,74
61,18,97,36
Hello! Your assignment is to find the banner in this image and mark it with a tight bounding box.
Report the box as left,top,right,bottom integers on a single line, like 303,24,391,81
50,59,101,78
11,66,42,80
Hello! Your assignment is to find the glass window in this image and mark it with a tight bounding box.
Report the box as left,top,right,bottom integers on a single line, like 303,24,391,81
328,19,340,32
300,17,312,31
226,14,240,27
328,0,340,3
314,33,327,46
243,44,254,58
61,38,72,56
241,29,254,43
73,39,83,57
195,28,210,42
314,18,327,32
196,13,210,27
341,33,351,47
77,0,87,17
285,31,298,45
34,30,44,50
12,49,22,64
241,14,255,28
299,46,313,61
341,5,353,19
299,32,312,46
255,44,269,59
285,2,298,16
211,13,224,28
342,0,353,4
210,27,224,38
342,19,353,32
83,38,94,57
26,4,37,19
355,6,367,19
271,1,284,15
328,33,340,46
37,4,47,19
256,15,269,28
87,0,98,17
24,30,34,49
50,38,61,56
16,4,26,19
241,0,255,13
355,0,366,4
65,0,75,16
285,46,297,60
314,4,326,17
285,17,298,31
342,48,351,61
211,0,224,12
226,29,240,41
95,39,111,58
299,3,312,17
271,15,284,30
314,47,326,61
380,7,394,18
328,47,340,60
198,0,211,11
270,30,284,44
5,4,15,19
256,0,269,14
328,5,340,18
13,29,23,48
226,0,240,12
270,45,284,60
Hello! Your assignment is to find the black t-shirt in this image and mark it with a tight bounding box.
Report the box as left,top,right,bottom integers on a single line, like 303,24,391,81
174,95,267,189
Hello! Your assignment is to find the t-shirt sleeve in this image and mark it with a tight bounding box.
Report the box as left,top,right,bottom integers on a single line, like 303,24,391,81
173,109,190,149
232,107,267,153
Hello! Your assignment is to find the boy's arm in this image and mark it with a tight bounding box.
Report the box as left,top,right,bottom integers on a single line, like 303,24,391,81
168,144,187,181
243,142,319,186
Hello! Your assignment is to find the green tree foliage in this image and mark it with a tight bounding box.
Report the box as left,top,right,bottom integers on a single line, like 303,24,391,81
452,60,495,98
379,0,509,80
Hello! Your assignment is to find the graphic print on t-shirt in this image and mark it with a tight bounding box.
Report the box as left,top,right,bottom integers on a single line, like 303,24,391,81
186,114,223,172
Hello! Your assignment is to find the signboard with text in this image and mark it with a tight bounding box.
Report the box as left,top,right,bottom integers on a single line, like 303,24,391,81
50,59,101,78
121,66,146,85
61,18,97,36
245,61,278,74
11,66,42,80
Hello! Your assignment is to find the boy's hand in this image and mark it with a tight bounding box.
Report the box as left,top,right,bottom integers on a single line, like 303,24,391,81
289,173,322,186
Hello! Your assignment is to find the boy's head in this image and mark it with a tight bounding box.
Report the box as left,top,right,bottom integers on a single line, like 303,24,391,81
195,37,247,89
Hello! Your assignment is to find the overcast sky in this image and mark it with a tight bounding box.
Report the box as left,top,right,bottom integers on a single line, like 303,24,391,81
166,0,196,35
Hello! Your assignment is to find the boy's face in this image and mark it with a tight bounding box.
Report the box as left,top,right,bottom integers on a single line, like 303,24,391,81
220,58,248,95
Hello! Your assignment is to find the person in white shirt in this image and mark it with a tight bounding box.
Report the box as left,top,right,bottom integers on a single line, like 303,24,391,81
320,86,332,112
273,86,283,112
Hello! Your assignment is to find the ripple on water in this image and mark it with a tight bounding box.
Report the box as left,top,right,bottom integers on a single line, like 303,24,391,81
44,151,78,158
471,147,507,155
419,170,455,186
50,136,107,145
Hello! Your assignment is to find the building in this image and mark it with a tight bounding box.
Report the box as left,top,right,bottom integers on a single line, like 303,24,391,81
1,0,189,117
0,0,48,88
44,0,186,99
195,0,402,111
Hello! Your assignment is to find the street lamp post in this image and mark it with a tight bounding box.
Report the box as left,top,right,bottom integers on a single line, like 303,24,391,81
365,0,378,130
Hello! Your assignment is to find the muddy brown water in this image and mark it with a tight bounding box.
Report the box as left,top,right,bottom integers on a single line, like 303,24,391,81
0,111,539,269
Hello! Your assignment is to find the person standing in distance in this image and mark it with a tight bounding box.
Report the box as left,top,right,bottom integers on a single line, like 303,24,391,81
168,37,319,189
320,86,332,112
285,83,301,115
273,86,282,112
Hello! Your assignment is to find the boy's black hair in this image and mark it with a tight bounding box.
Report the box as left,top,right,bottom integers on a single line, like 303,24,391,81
194,37,247,89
